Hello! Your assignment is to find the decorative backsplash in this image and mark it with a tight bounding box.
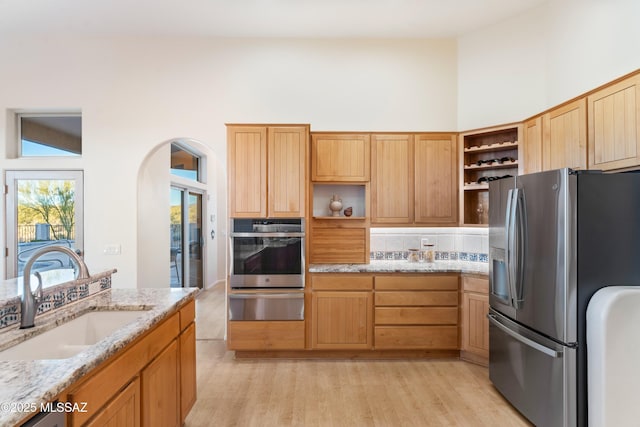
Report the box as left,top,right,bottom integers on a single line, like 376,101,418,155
0,273,113,330
370,227,489,263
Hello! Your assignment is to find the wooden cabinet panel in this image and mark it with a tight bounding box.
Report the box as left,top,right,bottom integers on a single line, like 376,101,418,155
375,275,458,291
311,134,370,181
312,291,373,349
461,275,489,366
179,322,197,424
268,126,307,217
371,134,414,224
86,377,140,427
375,291,458,307
227,321,305,350
542,98,587,171
375,307,458,325
375,326,458,350
523,116,543,174
228,126,267,217
309,227,367,263
588,74,640,171
311,274,373,291
142,340,180,427
414,134,458,225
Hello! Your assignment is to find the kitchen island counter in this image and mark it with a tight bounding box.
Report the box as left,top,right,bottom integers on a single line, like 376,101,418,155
0,287,197,426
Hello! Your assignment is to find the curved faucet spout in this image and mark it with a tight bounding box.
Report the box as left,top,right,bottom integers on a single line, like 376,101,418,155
20,245,90,329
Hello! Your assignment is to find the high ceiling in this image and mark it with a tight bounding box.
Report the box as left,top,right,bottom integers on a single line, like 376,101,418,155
0,0,547,38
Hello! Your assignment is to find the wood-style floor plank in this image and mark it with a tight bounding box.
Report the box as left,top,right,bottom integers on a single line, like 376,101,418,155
186,287,531,427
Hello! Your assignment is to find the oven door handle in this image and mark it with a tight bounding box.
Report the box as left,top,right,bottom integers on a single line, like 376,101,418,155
230,232,305,238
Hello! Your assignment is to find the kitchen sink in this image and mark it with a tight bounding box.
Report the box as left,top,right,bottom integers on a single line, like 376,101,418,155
0,310,150,360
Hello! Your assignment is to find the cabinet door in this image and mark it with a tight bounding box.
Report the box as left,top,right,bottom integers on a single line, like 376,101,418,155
414,134,458,224
309,226,368,264
179,323,197,424
142,340,179,427
268,126,308,217
542,98,587,171
86,377,141,427
461,292,490,361
523,116,543,174
588,74,640,171
228,126,267,217
371,134,414,224
312,291,373,349
311,134,370,181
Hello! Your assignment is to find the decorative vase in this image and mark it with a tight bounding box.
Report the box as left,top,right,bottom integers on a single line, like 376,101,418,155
329,194,343,217
344,207,353,217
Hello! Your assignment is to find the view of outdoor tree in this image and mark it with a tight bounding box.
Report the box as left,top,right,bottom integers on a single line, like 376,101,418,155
18,180,75,241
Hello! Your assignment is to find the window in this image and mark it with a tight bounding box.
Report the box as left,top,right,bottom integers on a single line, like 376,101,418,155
170,144,200,181
19,113,82,157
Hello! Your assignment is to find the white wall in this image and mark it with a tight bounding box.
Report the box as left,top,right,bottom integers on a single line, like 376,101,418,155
458,0,640,130
0,37,458,287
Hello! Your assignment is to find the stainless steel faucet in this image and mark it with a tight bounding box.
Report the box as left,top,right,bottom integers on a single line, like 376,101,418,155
20,245,90,329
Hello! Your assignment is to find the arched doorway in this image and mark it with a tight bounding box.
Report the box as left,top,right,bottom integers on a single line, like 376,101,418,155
136,138,223,290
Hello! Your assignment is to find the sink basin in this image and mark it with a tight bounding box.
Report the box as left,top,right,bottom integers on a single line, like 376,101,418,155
0,310,150,360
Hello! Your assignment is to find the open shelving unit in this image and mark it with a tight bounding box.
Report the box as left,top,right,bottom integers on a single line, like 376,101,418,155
459,124,522,226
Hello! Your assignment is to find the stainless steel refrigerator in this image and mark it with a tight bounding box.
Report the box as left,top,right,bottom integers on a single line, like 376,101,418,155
488,168,640,427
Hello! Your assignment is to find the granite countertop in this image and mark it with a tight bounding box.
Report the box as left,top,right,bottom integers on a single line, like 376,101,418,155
308,260,488,275
0,287,198,426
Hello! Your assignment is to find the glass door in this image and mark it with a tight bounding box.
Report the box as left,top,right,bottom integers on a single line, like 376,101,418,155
170,186,203,288
5,170,84,279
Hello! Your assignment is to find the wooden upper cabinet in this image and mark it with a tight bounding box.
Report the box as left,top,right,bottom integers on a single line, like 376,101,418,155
228,125,308,218
414,134,458,225
371,134,414,224
268,127,307,217
228,126,267,217
311,133,370,181
542,98,587,171
588,73,640,171
522,116,543,175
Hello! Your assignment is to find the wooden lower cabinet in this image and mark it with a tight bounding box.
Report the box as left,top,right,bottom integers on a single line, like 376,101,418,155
312,291,373,349
374,274,459,350
228,321,305,350
142,340,180,427
461,275,490,366
65,300,196,427
86,377,140,427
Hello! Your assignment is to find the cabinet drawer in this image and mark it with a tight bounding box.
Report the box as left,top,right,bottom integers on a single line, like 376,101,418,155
179,299,196,331
375,275,458,291
375,307,458,325
462,275,488,294
228,321,305,350
311,274,373,291
375,291,458,306
375,326,458,349
310,228,368,264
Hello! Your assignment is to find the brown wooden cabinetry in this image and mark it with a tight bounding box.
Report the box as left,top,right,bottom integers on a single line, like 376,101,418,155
227,320,305,350
371,133,457,226
522,116,543,174
588,74,640,171
227,124,308,218
65,300,195,427
374,275,459,350
460,125,520,226
311,274,373,349
542,98,587,171
311,133,370,181
460,275,489,366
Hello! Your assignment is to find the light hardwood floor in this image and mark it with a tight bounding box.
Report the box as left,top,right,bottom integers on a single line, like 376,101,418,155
185,284,531,427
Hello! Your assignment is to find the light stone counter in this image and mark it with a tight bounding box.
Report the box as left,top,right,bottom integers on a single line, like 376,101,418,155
0,287,197,426
309,259,488,275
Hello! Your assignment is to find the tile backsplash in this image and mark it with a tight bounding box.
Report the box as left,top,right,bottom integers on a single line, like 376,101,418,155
370,227,488,262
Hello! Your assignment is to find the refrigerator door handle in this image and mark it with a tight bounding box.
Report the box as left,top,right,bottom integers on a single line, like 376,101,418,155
513,188,526,308
506,189,518,308
488,313,561,358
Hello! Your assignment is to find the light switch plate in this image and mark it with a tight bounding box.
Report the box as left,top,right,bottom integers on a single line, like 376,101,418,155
103,244,121,255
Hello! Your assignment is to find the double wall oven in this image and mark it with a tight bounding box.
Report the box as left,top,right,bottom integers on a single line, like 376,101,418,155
229,218,305,321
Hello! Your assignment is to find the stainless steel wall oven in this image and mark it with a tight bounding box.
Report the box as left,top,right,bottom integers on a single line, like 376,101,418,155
229,218,305,289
